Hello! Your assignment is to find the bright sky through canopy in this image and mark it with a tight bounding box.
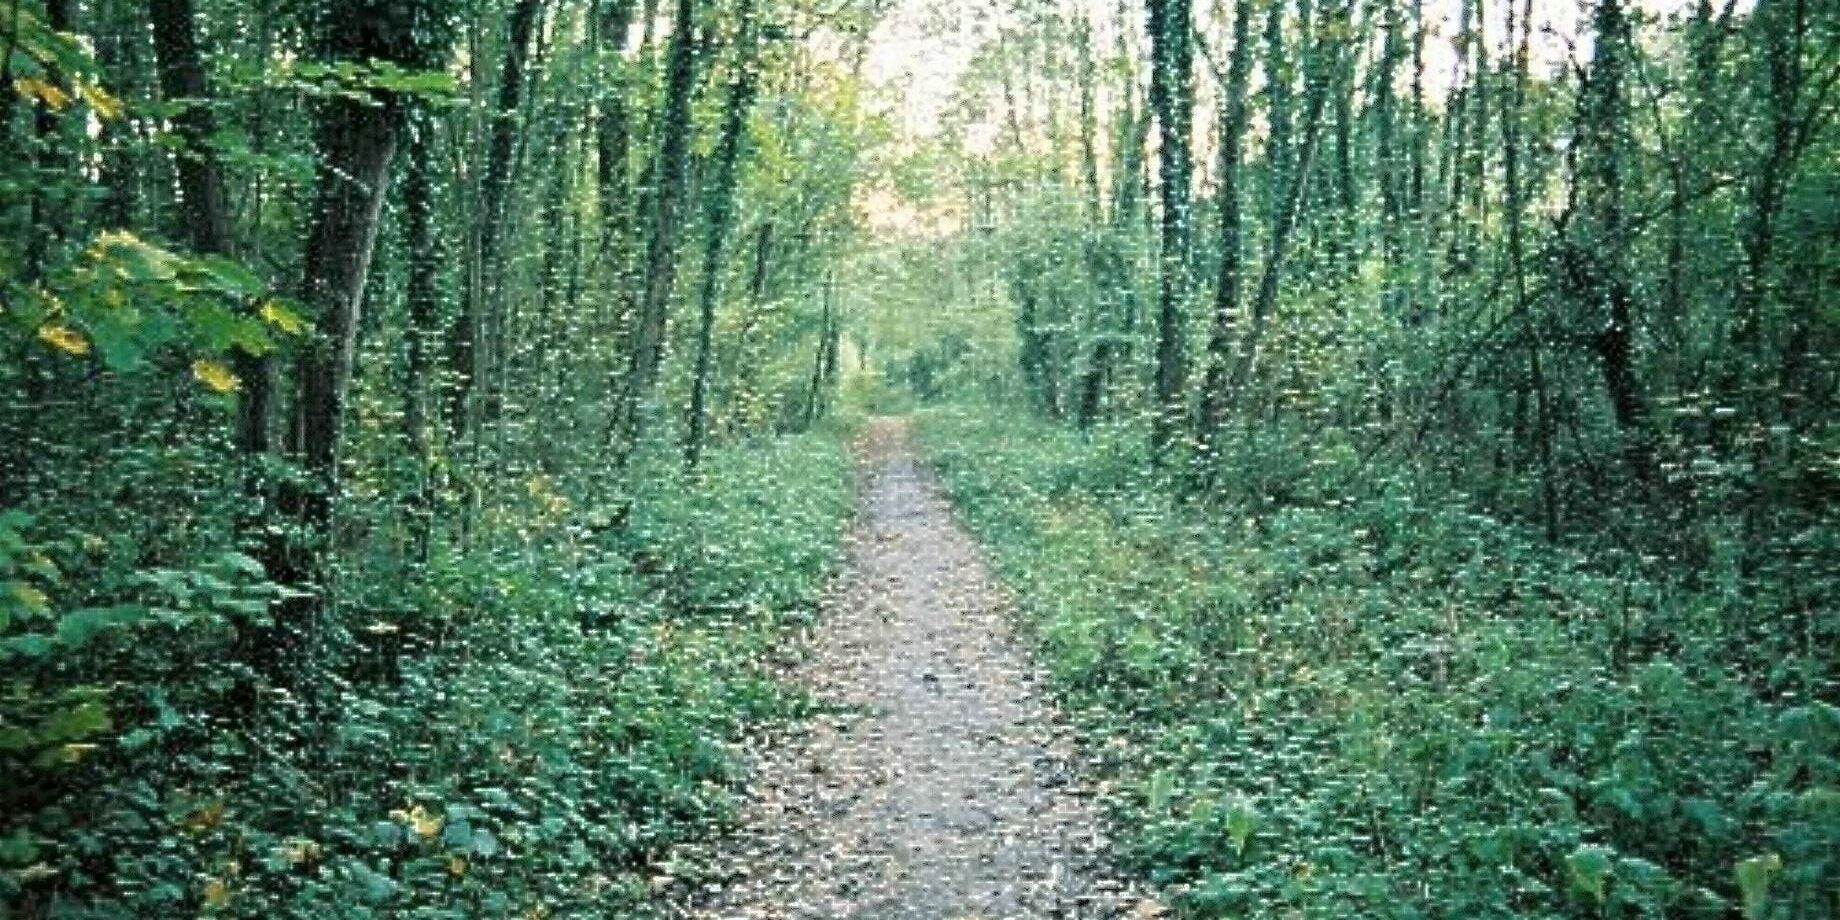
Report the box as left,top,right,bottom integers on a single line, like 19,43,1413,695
864,0,1750,141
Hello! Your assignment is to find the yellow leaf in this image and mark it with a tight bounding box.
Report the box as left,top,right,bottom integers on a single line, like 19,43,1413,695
76,81,123,120
184,799,226,833
447,856,468,877
58,742,98,764
407,804,442,840
37,324,90,356
9,582,49,612
259,300,307,335
202,877,231,908
192,359,241,394
279,838,321,865
14,77,70,111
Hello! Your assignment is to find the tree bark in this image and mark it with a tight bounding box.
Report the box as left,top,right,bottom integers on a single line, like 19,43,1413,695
1565,0,1650,483
1224,0,1345,409
615,0,700,454
1195,0,1254,459
1145,0,1194,461
686,0,760,468
270,0,435,711
403,104,440,563
1504,0,1558,541
449,0,542,439
149,0,273,458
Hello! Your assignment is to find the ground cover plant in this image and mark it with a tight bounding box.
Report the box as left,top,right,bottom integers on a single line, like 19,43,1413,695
2,433,851,918
3,0,873,914
4,0,1835,916
919,407,1835,919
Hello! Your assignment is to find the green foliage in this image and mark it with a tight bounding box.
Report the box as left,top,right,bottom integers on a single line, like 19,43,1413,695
917,406,1839,920
0,434,851,918
5,230,304,384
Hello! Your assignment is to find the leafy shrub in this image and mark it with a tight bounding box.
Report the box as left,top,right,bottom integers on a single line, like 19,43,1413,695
1,433,851,918
916,406,1837,920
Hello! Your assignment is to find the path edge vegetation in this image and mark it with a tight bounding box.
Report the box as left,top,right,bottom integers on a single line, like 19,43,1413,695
915,406,1836,920
1,0,873,913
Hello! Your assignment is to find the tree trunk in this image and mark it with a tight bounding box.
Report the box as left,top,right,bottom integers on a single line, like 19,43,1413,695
449,0,542,440
597,0,639,261
1077,19,1144,428
1566,0,1650,483
403,104,440,563
1504,0,1558,541
270,0,430,713
290,100,402,534
615,0,700,454
1195,0,1254,461
1264,0,1291,233
149,0,273,458
1145,0,1194,461
1224,0,1345,409
686,0,760,468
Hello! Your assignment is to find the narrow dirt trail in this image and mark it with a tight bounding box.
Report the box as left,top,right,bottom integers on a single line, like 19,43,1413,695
678,418,1145,919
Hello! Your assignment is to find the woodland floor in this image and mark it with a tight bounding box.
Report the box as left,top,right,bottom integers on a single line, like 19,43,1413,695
673,418,1152,919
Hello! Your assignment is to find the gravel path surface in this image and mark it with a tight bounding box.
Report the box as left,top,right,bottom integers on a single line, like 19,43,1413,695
676,419,1151,919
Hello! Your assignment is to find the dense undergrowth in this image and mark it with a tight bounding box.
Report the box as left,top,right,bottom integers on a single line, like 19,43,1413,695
1,432,852,919
917,407,1836,920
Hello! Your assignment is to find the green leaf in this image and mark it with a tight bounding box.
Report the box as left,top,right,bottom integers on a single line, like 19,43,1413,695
1734,853,1781,920
1225,798,1257,856
1566,844,1616,902
192,255,266,298
0,829,40,866
89,230,179,282
350,862,399,903
55,605,145,649
40,700,112,743
1,633,53,661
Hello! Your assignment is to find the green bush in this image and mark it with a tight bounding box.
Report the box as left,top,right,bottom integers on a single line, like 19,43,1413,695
916,406,1837,920
1,433,851,919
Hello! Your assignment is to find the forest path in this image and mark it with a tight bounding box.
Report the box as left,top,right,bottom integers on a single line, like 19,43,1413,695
676,418,1147,919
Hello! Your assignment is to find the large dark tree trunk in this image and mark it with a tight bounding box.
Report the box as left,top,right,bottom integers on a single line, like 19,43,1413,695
289,99,402,545
1573,0,1648,467
1144,0,1194,462
268,0,439,722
